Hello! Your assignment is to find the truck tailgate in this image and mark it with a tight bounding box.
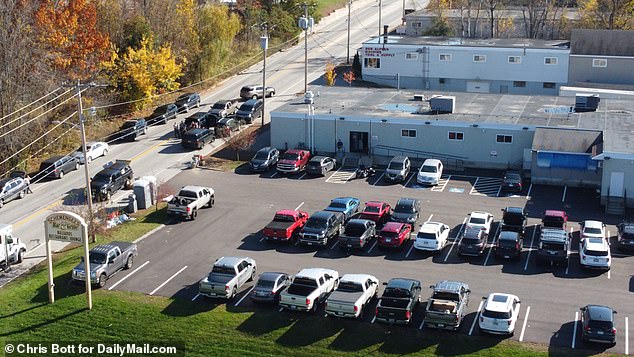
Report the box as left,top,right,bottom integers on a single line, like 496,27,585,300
279,293,309,310
424,311,459,328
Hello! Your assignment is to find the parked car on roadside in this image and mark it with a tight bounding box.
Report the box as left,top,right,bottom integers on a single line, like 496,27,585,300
0,177,28,209
90,160,134,201
199,256,257,299
324,197,360,221
71,141,109,164
416,159,443,186
580,220,606,239
501,170,523,193
617,222,634,252
39,155,79,179
458,227,487,257
390,198,420,225
147,103,177,125
236,99,263,124
500,207,527,237
479,293,521,335
414,221,450,253
215,117,240,137
119,119,147,141
251,272,291,303
378,222,412,249
175,92,201,113
184,111,211,129
306,156,336,176
208,99,239,119
338,219,376,251
181,128,215,150
72,241,138,288
580,304,618,345
325,274,379,319
240,85,275,100
384,156,411,183
249,147,279,172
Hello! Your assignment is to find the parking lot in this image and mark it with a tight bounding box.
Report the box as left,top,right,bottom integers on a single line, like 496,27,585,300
103,166,633,355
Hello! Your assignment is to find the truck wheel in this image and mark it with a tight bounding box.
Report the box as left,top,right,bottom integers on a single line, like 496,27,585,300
311,298,319,313
75,162,80,170
17,249,25,263
0,199,3,208
125,255,134,269
19,190,25,199
357,305,364,320
191,209,197,220
58,171,64,179
230,287,237,299
249,269,256,282
98,273,107,288
207,197,214,208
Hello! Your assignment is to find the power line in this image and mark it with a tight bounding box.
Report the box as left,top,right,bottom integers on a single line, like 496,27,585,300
0,87,64,121
0,88,73,131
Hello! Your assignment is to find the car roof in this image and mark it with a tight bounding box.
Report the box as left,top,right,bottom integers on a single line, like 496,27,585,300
258,272,287,282
504,207,525,215
386,278,418,289
586,305,614,321
296,268,337,279
583,220,603,229
484,293,518,312
544,210,567,217
331,197,357,204
382,222,407,232
311,211,337,219
365,201,385,207
584,238,608,250
469,211,491,219
243,99,261,105
215,256,249,267
390,155,408,162
433,280,468,293
422,159,442,165
310,156,328,161
340,274,376,284
463,227,484,238
347,219,371,226
499,231,520,240
180,185,208,192
396,198,418,206
419,221,444,233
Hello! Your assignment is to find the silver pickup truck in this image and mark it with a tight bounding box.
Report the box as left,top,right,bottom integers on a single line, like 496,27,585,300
167,185,214,220
72,241,138,288
325,274,379,319
199,256,257,299
424,280,470,330
279,268,339,312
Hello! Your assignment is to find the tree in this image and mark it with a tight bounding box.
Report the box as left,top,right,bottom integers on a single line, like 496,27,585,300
578,0,634,30
343,71,355,86
352,52,362,77
195,4,242,81
102,36,183,109
35,0,111,80
424,16,454,36
121,15,153,52
226,130,256,161
324,63,337,86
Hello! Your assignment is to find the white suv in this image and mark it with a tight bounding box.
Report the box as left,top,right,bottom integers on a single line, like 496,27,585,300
416,159,443,185
580,220,605,239
479,293,521,335
579,237,611,270
413,221,450,252
466,211,494,235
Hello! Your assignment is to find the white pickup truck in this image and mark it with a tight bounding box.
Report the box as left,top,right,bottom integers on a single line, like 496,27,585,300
167,185,214,220
325,274,379,319
0,224,27,267
279,268,339,312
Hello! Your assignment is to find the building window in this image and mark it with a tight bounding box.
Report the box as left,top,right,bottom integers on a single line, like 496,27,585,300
448,131,464,141
543,82,556,89
513,81,526,87
364,58,380,68
412,22,422,28
439,54,452,62
473,55,486,63
592,58,607,68
544,57,558,65
401,129,417,138
496,134,513,143
439,78,446,84
406,52,418,60
508,56,521,64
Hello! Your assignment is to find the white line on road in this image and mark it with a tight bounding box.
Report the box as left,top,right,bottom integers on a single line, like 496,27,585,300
368,240,377,254
294,202,305,211
625,316,629,355
469,177,480,195
565,227,572,275
519,306,531,342
419,319,426,330
296,172,307,180
330,241,339,250
526,183,532,200
469,300,484,336
405,241,415,258
483,224,500,266
562,185,568,202
443,218,467,262
372,172,385,186
371,315,376,324
279,307,284,312
133,225,165,243
234,286,255,307
496,184,502,197
608,269,611,280
270,172,278,178
149,265,188,296
403,172,415,188
259,237,265,242
426,214,433,222
191,293,200,301
572,311,579,348
524,226,537,271
108,260,150,291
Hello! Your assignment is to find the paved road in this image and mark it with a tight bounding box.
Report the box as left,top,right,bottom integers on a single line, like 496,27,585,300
0,0,407,285
105,167,633,355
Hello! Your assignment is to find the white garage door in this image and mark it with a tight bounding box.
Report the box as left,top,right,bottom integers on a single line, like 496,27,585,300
466,81,490,93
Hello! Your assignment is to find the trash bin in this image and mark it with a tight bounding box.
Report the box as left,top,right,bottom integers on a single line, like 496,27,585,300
127,194,138,213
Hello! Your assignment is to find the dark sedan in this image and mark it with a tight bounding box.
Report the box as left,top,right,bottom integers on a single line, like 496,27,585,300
617,222,634,252
251,272,291,303
501,170,523,193
580,305,617,345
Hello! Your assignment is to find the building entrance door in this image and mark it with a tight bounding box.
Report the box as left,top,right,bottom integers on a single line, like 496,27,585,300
349,132,368,153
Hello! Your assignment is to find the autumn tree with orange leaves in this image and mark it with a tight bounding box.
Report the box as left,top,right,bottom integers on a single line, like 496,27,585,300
35,0,111,79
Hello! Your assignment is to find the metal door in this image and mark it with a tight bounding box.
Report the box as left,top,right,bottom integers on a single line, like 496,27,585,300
609,172,625,197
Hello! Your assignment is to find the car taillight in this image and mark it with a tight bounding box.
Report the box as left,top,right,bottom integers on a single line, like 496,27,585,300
405,311,411,320
225,284,230,291
360,238,363,245
375,308,378,316
354,305,358,312
584,326,591,331
455,315,460,322
612,327,617,334
306,298,311,306
516,243,520,250
187,207,191,213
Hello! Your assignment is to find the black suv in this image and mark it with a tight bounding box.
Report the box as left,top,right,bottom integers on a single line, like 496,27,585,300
495,230,523,260
390,198,420,225
580,305,617,345
249,147,279,172
236,99,263,124
90,160,134,201
501,170,523,193
39,155,79,179
147,103,178,125
181,128,215,150
0,176,28,208
617,222,634,252
184,111,210,129
500,207,527,236
119,119,147,141
175,93,201,113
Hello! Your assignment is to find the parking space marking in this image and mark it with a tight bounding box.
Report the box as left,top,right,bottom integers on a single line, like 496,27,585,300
325,168,356,184
443,218,467,262
270,172,278,178
405,239,416,258
234,286,255,307
608,269,611,280
469,177,479,195
483,224,501,266
259,236,265,242
367,241,377,254
418,319,426,330
562,185,567,202
371,315,376,324
372,172,385,186
330,241,339,250
572,311,579,348
431,175,451,192
469,300,484,335
565,227,572,275
470,177,503,197
403,172,415,188
108,260,150,291
426,214,433,222
519,306,531,342
279,307,284,312
295,202,304,211
496,184,502,197
296,172,307,180
149,265,188,296
191,293,200,302
625,316,629,355
526,183,532,200
524,227,537,271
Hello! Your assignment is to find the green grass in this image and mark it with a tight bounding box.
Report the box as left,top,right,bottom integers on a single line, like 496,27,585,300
0,207,607,357
316,0,349,18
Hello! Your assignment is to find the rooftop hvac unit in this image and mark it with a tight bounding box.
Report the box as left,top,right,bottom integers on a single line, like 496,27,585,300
429,95,455,114
413,94,425,101
574,93,600,112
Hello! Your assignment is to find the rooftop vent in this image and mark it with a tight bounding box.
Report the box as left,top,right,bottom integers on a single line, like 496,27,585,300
574,93,600,113
429,95,455,114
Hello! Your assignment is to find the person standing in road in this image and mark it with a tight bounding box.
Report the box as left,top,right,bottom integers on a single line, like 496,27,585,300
25,174,33,194
173,123,180,138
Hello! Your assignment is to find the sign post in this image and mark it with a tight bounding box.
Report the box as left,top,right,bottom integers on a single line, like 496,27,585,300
44,211,91,310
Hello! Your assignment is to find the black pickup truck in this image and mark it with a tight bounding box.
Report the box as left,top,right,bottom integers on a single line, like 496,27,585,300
375,278,422,325
90,160,134,201
500,207,527,236
299,211,345,247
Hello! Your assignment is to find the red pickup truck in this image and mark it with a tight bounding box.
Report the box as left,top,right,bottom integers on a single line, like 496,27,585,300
263,210,309,242
276,149,311,174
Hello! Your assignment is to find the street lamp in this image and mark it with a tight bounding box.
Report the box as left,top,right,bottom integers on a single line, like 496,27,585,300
260,24,269,127
299,3,314,94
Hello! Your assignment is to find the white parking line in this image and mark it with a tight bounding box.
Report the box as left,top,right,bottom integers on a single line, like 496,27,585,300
565,227,572,275
625,316,629,355
483,224,501,266
367,240,377,254
426,214,433,222
191,293,200,301
372,172,385,186
496,184,502,197
270,172,278,178
608,269,611,280
562,185,567,202
149,265,188,296
405,240,416,258
519,306,531,342
419,319,426,330
526,183,533,200
108,260,150,290
572,311,579,348
524,227,537,271
469,300,484,335
279,307,284,312
403,172,415,188
330,241,339,250
294,202,305,211
296,172,307,180
259,237,265,242
443,218,467,262
234,286,255,307
468,177,480,195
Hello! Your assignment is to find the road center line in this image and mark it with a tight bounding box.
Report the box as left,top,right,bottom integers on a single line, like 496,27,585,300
443,218,467,262
234,286,255,307
572,311,579,348
524,226,537,271
294,202,305,211
108,260,150,291
519,306,531,342
149,265,188,296
427,214,433,222
191,293,200,302
469,300,484,336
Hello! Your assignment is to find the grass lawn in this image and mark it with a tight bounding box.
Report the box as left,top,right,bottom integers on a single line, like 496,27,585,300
0,207,606,356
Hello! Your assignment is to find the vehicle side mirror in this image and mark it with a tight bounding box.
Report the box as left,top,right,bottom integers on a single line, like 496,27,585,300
324,274,331,280
613,311,618,314
429,285,435,289
517,300,521,304
482,296,487,300
466,289,471,293
382,282,388,286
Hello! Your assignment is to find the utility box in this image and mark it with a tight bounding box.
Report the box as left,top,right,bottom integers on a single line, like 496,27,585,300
133,180,152,210
413,94,425,101
574,94,600,112
430,95,455,114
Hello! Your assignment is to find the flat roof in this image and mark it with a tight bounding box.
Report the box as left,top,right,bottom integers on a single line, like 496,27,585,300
272,86,634,154
363,35,570,50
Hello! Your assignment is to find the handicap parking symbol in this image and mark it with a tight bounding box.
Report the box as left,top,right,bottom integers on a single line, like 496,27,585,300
449,187,464,193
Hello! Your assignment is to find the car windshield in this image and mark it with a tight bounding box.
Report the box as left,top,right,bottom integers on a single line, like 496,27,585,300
482,309,511,319
503,213,524,225
329,202,347,209
364,206,380,213
584,227,602,234
388,162,403,170
240,104,253,111
305,216,327,228
417,232,436,240
274,214,295,222
122,121,137,128
469,217,486,225
337,282,363,292
152,105,169,114
254,152,269,160
256,280,275,289
89,252,107,264
176,95,190,104
182,133,199,141
344,224,366,236
211,266,235,275
283,153,299,161
421,165,437,173
499,238,518,247
384,287,410,298
308,161,321,167
394,203,414,213
212,103,227,109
